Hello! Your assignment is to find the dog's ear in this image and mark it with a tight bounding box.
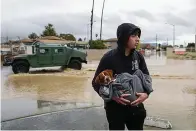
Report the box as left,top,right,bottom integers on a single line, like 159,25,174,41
95,75,100,84
95,72,105,84
105,69,113,78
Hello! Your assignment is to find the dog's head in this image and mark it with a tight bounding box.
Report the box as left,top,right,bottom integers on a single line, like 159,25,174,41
95,69,113,85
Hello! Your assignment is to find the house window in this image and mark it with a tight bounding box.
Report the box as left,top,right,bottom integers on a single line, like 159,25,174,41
54,49,64,54
39,49,49,54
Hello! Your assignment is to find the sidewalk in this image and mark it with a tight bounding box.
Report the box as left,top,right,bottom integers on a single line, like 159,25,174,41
1,106,159,130
1,107,108,130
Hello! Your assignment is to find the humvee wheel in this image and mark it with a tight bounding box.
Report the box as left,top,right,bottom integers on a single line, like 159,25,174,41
12,61,30,74
68,60,82,70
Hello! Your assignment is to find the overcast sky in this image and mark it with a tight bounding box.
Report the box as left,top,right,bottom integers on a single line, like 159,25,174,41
1,0,196,45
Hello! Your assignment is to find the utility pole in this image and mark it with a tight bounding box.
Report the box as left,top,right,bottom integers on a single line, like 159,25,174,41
100,0,106,40
195,27,196,52
87,24,89,41
6,36,9,43
156,34,158,50
173,25,175,47
90,0,95,45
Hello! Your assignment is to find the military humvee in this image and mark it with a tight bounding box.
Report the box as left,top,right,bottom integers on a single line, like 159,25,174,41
9,41,88,74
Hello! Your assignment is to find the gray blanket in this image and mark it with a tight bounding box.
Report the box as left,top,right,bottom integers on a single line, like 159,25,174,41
99,69,153,102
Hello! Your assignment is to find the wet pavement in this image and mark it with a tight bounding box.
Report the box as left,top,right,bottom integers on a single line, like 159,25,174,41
1,107,109,130
1,51,196,130
1,98,102,122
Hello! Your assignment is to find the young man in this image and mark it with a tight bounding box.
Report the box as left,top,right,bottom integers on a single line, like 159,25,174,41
92,23,153,130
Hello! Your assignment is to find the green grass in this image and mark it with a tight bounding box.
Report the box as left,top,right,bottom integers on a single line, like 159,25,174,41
167,51,196,60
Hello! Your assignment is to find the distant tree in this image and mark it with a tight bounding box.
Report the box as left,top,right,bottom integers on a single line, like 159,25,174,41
41,23,57,36
28,32,39,39
158,44,161,49
78,38,82,41
180,45,183,48
60,33,76,41
187,43,195,48
84,37,86,41
95,34,98,39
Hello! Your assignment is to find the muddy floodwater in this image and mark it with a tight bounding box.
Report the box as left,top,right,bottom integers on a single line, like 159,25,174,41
1,51,196,129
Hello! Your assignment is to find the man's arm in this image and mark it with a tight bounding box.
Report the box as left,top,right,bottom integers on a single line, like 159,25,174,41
138,52,153,95
131,52,153,106
138,52,149,75
92,53,111,95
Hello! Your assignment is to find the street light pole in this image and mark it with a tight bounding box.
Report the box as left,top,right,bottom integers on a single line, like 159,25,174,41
100,0,106,40
165,23,175,47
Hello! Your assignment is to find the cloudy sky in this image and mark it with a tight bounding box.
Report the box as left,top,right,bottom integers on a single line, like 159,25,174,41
1,0,196,45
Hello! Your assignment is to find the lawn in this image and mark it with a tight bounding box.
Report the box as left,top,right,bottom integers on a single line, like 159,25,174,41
167,50,196,60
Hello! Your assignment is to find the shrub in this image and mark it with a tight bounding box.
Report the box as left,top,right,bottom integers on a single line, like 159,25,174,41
89,40,107,49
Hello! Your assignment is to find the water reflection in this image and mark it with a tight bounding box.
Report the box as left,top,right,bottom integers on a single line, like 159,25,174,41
3,74,91,101
143,50,166,59
1,98,102,122
37,100,100,110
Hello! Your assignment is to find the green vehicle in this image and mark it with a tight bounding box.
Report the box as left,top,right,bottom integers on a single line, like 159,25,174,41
9,41,88,74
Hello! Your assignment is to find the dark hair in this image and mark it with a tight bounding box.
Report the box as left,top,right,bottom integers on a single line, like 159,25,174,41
131,29,141,37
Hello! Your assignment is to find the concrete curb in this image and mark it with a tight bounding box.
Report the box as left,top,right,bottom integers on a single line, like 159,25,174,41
144,116,172,129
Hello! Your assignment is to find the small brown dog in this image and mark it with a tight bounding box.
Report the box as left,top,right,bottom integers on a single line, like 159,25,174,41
95,69,114,85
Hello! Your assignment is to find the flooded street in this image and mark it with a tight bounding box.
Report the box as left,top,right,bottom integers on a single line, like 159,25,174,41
144,51,196,130
1,50,196,130
1,66,103,121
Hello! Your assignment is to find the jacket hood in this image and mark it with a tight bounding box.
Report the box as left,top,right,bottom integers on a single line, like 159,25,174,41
116,23,141,55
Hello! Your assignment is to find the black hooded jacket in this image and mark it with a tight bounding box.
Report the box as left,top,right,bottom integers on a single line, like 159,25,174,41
92,23,150,96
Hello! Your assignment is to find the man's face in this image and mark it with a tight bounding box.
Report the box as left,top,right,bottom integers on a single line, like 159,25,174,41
127,32,140,50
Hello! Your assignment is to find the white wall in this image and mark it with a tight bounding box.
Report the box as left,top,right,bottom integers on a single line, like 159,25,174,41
106,41,117,49
174,48,186,52
1,48,11,52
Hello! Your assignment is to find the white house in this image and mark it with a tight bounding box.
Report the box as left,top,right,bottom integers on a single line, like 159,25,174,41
174,47,186,55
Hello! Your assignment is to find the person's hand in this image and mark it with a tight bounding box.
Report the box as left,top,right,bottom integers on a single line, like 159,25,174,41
112,94,131,105
131,92,148,106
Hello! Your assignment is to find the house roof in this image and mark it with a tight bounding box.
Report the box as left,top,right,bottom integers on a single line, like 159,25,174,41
1,36,88,46
37,39,69,44
104,38,118,42
40,36,62,40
